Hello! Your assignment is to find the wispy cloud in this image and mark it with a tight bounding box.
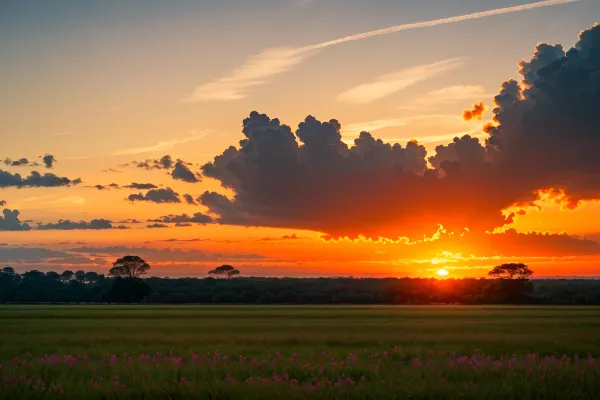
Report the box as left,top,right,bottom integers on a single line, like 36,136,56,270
111,131,208,156
186,0,579,102
342,114,457,137
397,85,492,110
337,58,463,104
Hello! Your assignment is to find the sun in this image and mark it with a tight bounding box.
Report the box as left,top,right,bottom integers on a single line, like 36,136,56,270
436,268,449,277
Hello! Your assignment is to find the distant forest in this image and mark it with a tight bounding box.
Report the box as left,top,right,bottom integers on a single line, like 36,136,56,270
1,264,600,305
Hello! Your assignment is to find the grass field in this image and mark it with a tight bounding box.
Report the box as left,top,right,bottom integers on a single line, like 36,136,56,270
1,305,600,399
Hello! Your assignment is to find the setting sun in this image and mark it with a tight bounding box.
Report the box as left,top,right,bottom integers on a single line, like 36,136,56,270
437,269,450,277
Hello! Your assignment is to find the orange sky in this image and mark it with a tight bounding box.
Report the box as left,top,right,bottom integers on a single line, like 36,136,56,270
1,1,600,278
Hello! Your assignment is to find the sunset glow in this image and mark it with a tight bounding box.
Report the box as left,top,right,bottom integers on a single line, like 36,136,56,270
1,0,599,278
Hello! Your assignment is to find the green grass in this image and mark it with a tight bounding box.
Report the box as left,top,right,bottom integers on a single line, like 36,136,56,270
2,305,600,358
1,306,600,399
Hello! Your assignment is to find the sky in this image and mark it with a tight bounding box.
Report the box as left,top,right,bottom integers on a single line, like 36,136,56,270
1,0,600,278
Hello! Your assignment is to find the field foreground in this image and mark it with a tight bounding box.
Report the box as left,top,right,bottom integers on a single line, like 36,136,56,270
1,305,600,399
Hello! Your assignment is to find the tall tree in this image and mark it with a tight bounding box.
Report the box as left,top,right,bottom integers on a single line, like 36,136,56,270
110,256,150,278
1,266,15,275
75,270,86,283
488,263,533,280
208,265,240,279
61,270,74,282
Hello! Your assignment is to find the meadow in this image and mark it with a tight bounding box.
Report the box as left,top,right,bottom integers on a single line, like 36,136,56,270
1,305,600,399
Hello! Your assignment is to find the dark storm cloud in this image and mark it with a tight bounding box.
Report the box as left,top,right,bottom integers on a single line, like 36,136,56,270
133,155,174,170
199,24,600,239
127,188,181,204
148,213,213,225
42,154,56,169
171,160,201,183
36,219,127,230
124,182,158,190
0,170,81,188
0,209,31,231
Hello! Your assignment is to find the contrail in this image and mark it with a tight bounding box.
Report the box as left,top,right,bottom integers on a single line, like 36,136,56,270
307,0,580,50
187,0,580,102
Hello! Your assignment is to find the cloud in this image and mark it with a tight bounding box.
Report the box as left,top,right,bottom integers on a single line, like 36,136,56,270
186,0,579,102
42,154,56,169
132,155,174,170
148,213,213,225
111,132,207,155
124,182,158,190
36,219,126,230
198,24,600,239
88,183,120,190
0,200,5,207
183,194,197,205
0,170,81,188
127,188,181,204
147,223,169,229
171,160,201,183
0,247,71,263
259,234,303,242
4,158,32,167
102,168,122,173
462,102,487,121
68,245,267,263
337,58,463,104
398,85,491,110
0,209,31,231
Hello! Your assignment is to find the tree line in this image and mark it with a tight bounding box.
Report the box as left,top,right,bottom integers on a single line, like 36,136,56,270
1,258,599,305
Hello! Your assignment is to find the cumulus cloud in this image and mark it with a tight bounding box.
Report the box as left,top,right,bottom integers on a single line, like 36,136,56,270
0,170,81,188
198,24,600,239
147,223,169,229
183,194,197,205
36,219,126,230
171,160,201,183
132,155,174,170
0,209,31,231
148,213,213,225
42,154,56,168
3,154,56,168
127,188,181,204
337,58,463,104
3,158,32,167
462,102,487,121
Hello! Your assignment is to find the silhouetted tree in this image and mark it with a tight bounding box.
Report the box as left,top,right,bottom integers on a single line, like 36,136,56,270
85,271,100,283
61,270,74,282
208,265,240,279
75,270,86,283
22,270,45,280
45,271,61,281
488,263,533,280
110,256,150,278
1,266,15,275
